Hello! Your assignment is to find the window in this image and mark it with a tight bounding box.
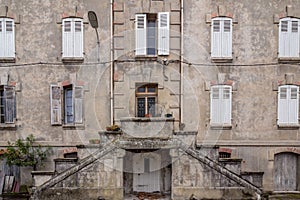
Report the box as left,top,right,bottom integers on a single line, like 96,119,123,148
62,18,83,58
0,86,16,124
211,17,232,58
0,18,15,58
277,85,299,126
210,85,232,126
279,18,300,58
50,84,83,125
136,84,158,117
135,12,169,56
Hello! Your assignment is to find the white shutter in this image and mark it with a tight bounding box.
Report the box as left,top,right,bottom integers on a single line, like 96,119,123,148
279,18,300,58
74,86,83,124
210,86,221,124
222,86,232,124
0,18,15,58
4,86,15,124
50,85,62,125
210,85,232,125
222,19,232,57
279,19,289,57
74,19,83,57
135,14,147,55
158,12,169,55
211,18,232,58
0,19,4,57
288,86,299,124
62,19,73,57
211,19,221,57
289,20,300,57
278,86,289,124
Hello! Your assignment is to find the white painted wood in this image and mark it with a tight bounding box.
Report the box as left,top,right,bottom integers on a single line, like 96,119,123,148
158,12,170,55
50,85,62,125
133,153,161,193
135,14,147,55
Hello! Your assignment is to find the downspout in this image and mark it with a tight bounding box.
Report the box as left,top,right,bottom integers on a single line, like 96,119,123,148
180,0,184,125
110,0,114,125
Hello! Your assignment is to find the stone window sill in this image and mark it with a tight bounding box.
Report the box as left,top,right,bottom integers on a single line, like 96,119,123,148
211,57,233,63
210,123,232,130
135,55,158,61
0,123,16,130
278,57,300,63
62,57,84,63
62,124,84,130
277,123,300,129
0,58,16,63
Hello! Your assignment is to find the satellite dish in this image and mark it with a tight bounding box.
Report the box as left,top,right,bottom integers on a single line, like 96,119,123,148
88,11,99,29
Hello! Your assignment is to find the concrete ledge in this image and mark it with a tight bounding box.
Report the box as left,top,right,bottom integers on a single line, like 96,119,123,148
172,187,256,200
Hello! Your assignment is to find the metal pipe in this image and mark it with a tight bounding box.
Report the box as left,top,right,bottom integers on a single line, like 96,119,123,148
110,0,114,125
180,0,184,124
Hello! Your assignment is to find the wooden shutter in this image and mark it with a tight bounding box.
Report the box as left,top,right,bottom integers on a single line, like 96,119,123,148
158,12,170,55
211,18,232,58
135,14,147,55
210,85,232,125
74,86,83,124
222,19,232,57
290,20,300,57
74,19,83,57
0,18,15,58
211,19,221,57
222,86,232,124
278,86,288,124
289,86,299,124
277,85,299,125
4,86,15,124
279,18,300,57
62,19,73,57
50,85,62,125
0,19,3,57
210,86,221,124
279,19,289,57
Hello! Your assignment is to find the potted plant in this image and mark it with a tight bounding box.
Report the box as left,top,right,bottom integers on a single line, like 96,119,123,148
106,124,121,132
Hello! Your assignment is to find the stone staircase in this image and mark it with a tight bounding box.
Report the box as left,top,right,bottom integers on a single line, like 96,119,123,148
31,137,264,199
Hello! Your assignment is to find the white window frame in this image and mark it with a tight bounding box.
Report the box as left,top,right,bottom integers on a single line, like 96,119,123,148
210,85,232,126
277,85,299,126
135,12,169,56
278,17,300,58
62,18,84,58
0,18,15,58
211,17,232,58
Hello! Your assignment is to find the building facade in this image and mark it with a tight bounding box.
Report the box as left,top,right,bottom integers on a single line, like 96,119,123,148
0,0,299,199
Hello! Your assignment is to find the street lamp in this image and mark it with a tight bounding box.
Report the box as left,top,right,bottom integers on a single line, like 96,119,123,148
88,11,100,62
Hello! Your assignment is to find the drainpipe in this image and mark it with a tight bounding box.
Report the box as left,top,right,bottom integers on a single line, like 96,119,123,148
180,0,184,125
110,0,114,125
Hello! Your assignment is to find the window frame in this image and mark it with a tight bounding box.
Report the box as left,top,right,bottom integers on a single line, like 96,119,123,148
0,18,15,59
277,85,299,126
278,17,300,58
211,17,233,59
62,17,84,59
135,12,169,56
0,85,16,125
135,84,158,117
50,84,84,127
210,85,232,127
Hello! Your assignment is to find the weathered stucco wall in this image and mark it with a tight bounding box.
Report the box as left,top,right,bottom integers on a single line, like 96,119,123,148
0,0,299,197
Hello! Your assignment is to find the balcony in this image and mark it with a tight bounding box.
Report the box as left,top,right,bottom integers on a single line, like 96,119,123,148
117,117,175,139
